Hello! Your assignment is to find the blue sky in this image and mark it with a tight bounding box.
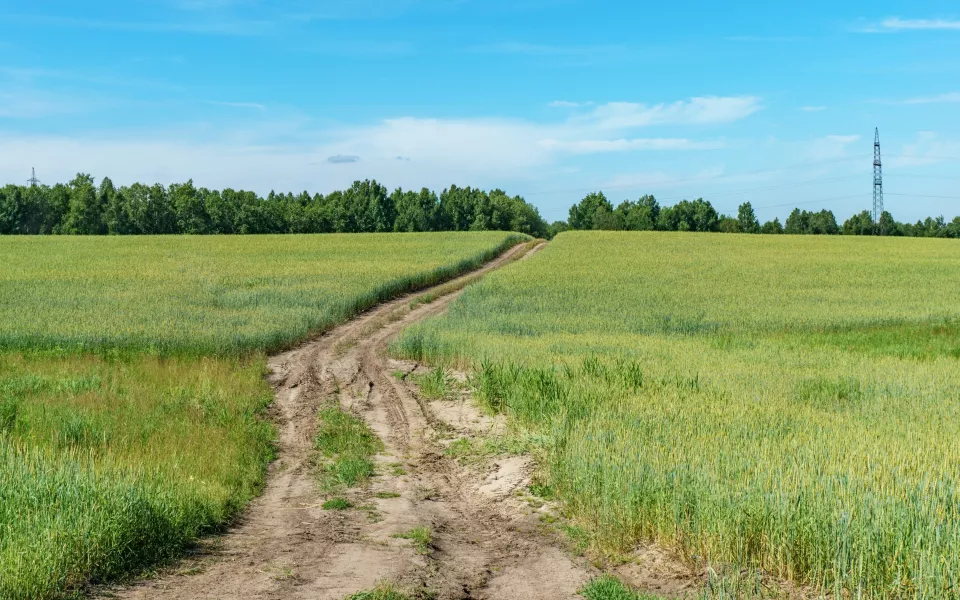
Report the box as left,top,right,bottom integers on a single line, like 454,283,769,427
1,1,959,223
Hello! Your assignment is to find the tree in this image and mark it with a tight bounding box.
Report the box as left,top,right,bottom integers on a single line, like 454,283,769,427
62,174,105,234
104,182,137,235
717,216,739,233
842,211,875,236
0,186,21,234
393,187,438,232
171,180,210,234
760,218,784,234
547,221,569,239
878,211,901,236
736,202,760,234
618,195,660,231
568,192,612,230
658,199,718,232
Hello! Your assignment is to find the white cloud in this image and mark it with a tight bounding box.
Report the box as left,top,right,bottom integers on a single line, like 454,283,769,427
891,132,960,167
899,92,960,104
879,17,960,30
855,17,960,32
539,138,724,153
800,105,827,112
204,100,267,110
549,100,586,108
805,135,862,160
579,96,762,130
0,94,759,196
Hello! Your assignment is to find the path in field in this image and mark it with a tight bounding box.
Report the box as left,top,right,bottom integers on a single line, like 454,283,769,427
107,242,597,600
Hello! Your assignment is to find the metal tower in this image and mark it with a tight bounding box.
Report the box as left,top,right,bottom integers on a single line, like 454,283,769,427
873,128,883,233
27,168,40,187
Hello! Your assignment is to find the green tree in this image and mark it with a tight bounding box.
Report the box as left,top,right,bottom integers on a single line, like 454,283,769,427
657,199,719,232
760,218,784,234
616,195,659,231
568,192,612,230
171,180,211,234
842,211,876,236
393,188,438,232
63,174,106,234
717,216,740,233
736,202,760,234
547,221,569,239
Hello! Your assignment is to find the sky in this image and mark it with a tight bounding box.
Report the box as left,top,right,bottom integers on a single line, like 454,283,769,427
1,1,959,223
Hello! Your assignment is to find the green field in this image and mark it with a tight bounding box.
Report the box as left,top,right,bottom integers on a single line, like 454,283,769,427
393,231,960,599
0,232,524,599
0,233,525,355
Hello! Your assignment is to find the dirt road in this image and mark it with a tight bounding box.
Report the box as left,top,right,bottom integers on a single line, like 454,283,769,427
108,242,597,600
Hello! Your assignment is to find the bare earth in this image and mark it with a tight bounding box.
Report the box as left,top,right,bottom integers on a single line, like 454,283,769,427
102,242,603,600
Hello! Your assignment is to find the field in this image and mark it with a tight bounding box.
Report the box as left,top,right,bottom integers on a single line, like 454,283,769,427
393,231,960,599
0,232,525,599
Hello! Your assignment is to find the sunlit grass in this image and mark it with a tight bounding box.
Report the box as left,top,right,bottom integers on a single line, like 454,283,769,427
392,231,960,599
0,232,525,598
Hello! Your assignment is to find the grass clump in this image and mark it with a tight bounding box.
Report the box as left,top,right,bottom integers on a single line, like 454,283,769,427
392,526,433,555
315,407,383,491
322,498,354,510
346,583,411,600
412,368,454,400
579,576,662,600
374,491,402,499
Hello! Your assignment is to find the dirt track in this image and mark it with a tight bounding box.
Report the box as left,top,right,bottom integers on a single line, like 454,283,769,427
106,242,599,600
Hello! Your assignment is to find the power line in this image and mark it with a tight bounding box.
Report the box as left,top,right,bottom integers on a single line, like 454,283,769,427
520,154,872,197
886,193,960,200
26,168,40,187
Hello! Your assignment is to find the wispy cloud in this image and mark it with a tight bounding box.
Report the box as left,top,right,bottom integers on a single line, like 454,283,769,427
578,96,763,130
854,17,960,33
539,138,724,153
898,92,960,104
326,154,360,164
804,135,861,160
891,132,960,166
726,35,808,42
549,100,589,108
204,100,266,110
472,42,623,56
800,106,827,112
3,13,273,36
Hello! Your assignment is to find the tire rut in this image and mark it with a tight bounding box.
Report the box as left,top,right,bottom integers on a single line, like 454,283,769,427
103,241,594,600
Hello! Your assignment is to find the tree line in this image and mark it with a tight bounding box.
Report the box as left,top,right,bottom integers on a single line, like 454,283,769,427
0,175,550,238
552,191,960,238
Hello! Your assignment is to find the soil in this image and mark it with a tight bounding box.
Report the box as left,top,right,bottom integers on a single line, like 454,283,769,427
100,242,604,600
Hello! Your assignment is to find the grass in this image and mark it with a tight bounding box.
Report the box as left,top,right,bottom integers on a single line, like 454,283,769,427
346,583,411,600
0,354,273,599
0,232,526,598
0,233,527,356
374,491,402,499
391,527,433,555
411,368,454,400
322,498,354,510
392,231,960,600
579,576,663,600
315,406,384,491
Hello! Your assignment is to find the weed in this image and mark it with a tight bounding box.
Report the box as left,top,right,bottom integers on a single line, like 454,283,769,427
392,527,433,555
322,498,354,510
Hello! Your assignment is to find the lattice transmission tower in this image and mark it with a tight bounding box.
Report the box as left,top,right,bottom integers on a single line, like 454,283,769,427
873,128,884,233
27,167,40,187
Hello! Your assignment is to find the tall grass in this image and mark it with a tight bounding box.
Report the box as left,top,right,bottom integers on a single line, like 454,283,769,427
0,232,527,356
0,232,526,598
392,231,960,599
